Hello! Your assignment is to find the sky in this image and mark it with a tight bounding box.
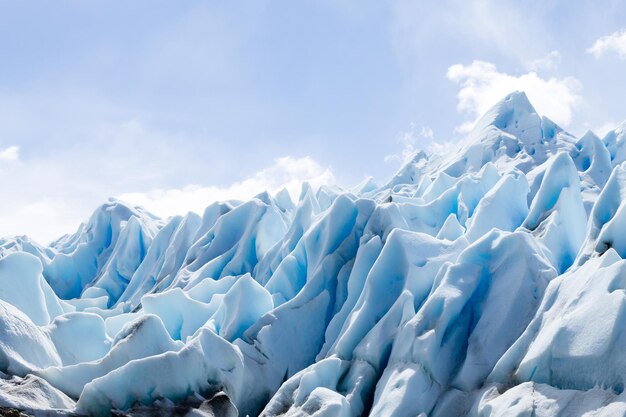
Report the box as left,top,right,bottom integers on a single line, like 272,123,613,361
1,0,626,243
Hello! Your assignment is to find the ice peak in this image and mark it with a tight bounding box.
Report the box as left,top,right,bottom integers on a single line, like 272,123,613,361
471,91,542,145
501,90,535,111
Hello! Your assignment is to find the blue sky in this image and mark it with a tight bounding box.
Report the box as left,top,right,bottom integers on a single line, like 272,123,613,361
1,0,625,242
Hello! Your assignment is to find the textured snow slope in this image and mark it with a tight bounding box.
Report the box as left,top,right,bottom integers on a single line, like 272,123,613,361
1,92,626,416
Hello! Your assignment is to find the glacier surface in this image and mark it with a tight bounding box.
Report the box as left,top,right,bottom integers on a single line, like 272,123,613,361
1,92,626,416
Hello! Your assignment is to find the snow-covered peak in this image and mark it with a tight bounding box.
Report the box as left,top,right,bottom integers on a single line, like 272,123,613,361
42,199,163,299
385,92,577,191
471,91,542,145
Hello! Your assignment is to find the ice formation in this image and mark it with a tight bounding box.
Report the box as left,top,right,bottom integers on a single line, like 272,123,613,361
1,92,626,416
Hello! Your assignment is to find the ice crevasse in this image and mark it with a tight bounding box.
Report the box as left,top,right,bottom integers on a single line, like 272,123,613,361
1,92,626,416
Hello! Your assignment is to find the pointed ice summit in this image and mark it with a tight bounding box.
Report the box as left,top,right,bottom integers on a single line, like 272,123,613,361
1,92,626,417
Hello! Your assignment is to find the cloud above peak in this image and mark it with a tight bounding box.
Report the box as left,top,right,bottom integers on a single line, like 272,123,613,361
588,30,626,59
0,146,20,161
117,156,335,218
446,60,582,133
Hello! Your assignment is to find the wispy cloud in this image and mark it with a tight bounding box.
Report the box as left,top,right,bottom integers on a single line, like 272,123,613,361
391,1,549,72
0,146,19,161
117,156,335,218
0,148,334,243
384,125,434,164
447,60,582,133
588,30,626,59
527,50,562,72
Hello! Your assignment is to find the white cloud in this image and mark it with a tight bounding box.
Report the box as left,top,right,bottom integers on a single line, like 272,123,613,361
0,115,333,243
0,154,334,244
446,60,582,133
0,195,89,245
0,146,19,161
588,30,626,59
384,125,434,164
117,156,335,218
528,50,562,72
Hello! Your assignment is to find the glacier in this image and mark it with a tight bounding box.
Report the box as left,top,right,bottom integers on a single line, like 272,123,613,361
1,91,626,416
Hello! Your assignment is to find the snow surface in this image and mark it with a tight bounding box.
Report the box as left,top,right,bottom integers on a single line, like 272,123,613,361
1,91,626,416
